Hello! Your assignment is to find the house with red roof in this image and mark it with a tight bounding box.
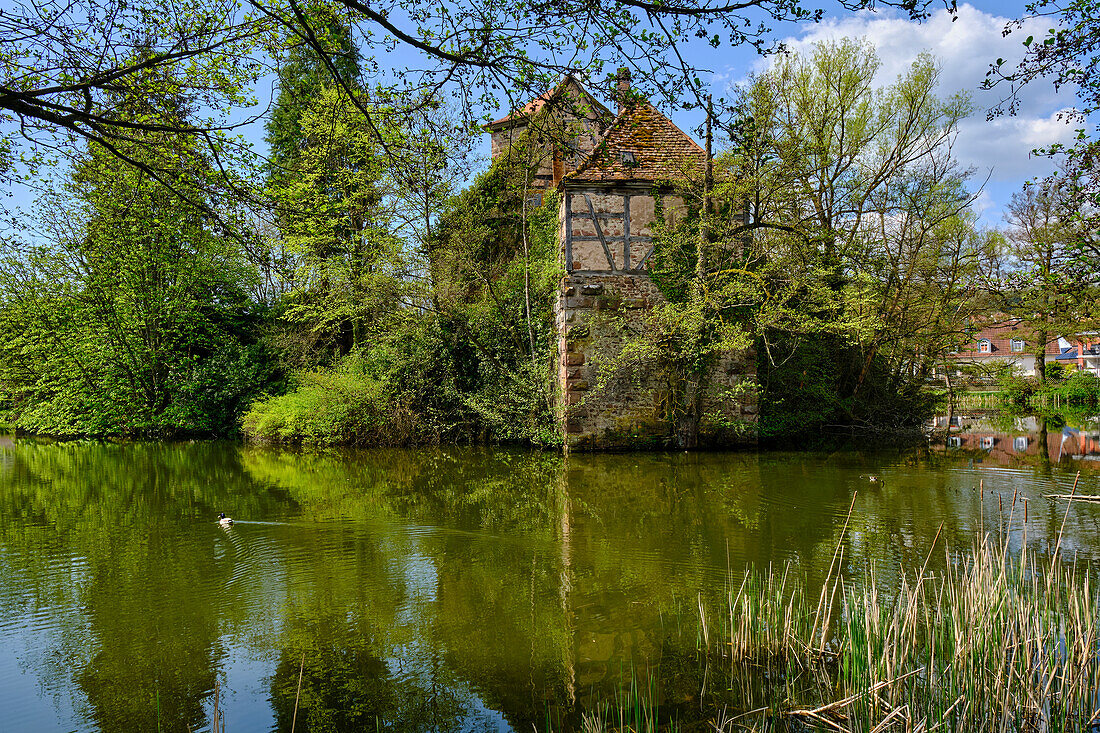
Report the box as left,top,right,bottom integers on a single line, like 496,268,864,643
942,318,1071,379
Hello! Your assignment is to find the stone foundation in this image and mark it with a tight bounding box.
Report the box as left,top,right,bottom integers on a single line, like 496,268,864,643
555,272,757,451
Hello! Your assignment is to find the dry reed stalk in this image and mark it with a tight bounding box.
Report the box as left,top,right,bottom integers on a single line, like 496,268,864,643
291,651,305,733
698,593,709,652
700,476,1100,732
788,667,923,717
812,493,858,652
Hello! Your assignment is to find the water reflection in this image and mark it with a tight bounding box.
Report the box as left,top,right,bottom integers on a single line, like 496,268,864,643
0,440,1099,731
931,411,1100,466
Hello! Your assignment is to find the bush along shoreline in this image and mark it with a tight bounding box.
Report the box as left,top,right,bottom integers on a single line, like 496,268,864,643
999,367,1100,412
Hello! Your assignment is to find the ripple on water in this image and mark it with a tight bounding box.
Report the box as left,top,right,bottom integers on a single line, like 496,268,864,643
3,442,1100,733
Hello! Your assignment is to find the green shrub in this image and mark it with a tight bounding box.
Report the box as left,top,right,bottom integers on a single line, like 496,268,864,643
1045,361,1069,382
242,358,414,446
1053,369,1100,405
998,372,1037,405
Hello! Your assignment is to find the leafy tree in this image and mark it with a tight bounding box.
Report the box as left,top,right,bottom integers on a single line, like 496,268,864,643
0,0,952,211
0,0,267,217
264,1,363,178
269,86,409,356
637,40,990,441
0,101,275,436
999,177,1100,384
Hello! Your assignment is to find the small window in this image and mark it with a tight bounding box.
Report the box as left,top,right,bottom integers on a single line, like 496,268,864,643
981,436,995,450
621,151,637,166
1014,436,1029,451
1010,339,1025,353
947,436,962,448
979,339,992,353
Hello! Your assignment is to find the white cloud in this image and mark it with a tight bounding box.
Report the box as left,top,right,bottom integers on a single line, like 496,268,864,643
970,188,996,219
955,110,1078,179
728,3,1081,220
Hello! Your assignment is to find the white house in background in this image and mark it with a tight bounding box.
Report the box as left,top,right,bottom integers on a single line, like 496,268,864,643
942,319,1071,378
1054,333,1100,377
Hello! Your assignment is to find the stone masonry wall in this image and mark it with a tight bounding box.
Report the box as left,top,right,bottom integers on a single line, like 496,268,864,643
555,273,757,450
557,272,667,449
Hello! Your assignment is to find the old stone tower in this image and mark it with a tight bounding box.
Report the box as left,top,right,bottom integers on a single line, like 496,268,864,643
488,74,756,450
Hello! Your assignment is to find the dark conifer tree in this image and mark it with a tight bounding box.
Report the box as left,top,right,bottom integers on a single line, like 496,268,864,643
264,3,363,181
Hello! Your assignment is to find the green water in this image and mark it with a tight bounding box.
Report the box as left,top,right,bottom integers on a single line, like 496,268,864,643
1,437,1099,732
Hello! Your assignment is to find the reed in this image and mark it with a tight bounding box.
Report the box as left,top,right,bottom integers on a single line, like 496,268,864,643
574,671,674,733
700,526,1100,731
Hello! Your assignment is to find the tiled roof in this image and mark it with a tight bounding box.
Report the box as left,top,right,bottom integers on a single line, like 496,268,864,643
563,101,706,184
1055,347,1090,361
484,76,611,131
947,321,1064,358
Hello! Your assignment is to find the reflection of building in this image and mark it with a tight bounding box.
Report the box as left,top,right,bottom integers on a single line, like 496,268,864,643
1060,425,1100,459
939,431,1057,461
932,414,1100,464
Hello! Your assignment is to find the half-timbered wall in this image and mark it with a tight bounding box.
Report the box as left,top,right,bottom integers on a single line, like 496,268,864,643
560,190,687,273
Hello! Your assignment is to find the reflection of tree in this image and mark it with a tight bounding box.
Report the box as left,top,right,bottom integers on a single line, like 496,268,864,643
1038,421,1051,471
238,446,565,533
11,440,1094,731
256,509,432,731
0,441,289,731
74,526,218,732
269,627,467,733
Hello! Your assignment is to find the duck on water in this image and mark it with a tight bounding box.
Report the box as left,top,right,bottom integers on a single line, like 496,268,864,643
218,512,233,526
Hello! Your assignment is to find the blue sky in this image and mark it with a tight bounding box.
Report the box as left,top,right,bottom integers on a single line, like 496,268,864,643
3,1,1079,232
509,0,1080,228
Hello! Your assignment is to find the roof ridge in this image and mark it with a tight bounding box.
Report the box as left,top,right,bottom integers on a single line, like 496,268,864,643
485,75,612,131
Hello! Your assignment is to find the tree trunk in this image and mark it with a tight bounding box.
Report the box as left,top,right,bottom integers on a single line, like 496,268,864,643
680,98,714,449
1035,328,1048,386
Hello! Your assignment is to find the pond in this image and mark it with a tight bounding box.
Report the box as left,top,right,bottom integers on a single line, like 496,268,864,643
2,426,1100,732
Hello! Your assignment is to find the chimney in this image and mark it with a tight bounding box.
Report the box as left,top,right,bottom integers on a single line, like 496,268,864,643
616,67,631,114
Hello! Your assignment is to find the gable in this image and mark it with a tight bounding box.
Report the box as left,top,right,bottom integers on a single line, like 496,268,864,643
564,102,706,185
484,76,612,132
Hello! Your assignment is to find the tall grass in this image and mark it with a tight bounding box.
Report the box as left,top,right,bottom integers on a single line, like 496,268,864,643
573,674,674,733
699,501,1100,731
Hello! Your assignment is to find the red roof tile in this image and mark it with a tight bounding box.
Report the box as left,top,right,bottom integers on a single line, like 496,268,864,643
484,76,611,131
563,101,706,184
